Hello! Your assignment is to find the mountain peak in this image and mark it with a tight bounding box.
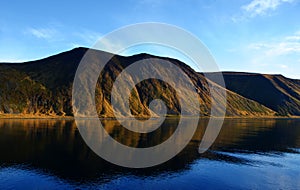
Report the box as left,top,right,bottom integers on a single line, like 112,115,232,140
1,48,299,117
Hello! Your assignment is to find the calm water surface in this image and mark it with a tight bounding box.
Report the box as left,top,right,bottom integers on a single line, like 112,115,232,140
0,118,300,189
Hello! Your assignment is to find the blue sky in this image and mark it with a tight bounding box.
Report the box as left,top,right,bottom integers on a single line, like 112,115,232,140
1,0,300,78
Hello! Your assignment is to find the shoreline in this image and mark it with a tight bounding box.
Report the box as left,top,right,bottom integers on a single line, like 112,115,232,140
0,114,74,120
1,114,300,120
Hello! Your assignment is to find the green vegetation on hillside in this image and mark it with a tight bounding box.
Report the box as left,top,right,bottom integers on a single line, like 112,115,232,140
0,48,292,118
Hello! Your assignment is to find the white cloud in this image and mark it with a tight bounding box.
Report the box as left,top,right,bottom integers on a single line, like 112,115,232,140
74,30,125,53
248,31,300,56
233,0,296,21
242,0,294,17
244,31,300,76
266,42,300,56
279,64,288,68
27,27,58,39
74,30,103,46
94,37,126,54
248,43,270,50
284,31,300,41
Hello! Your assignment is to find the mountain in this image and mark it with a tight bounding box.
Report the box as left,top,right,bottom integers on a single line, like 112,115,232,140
207,72,300,116
0,48,281,117
0,48,87,116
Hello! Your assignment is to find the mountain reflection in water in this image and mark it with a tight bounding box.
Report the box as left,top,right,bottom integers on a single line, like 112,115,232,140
0,118,300,189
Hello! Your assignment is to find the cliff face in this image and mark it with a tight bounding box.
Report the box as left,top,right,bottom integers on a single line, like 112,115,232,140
0,48,279,117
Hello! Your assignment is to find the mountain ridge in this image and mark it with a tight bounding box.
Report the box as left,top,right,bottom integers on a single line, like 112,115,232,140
206,72,300,116
0,47,298,117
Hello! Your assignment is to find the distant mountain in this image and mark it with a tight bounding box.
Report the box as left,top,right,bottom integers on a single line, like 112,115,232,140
207,72,300,116
0,47,286,117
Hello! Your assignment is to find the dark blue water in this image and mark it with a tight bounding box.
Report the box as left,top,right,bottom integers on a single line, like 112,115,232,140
0,118,300,189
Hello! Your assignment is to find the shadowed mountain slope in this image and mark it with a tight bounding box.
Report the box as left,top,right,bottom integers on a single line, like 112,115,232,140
207,72,300,116
0,48,276,117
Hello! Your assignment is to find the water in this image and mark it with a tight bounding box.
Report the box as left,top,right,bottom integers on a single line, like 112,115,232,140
0,118,300,189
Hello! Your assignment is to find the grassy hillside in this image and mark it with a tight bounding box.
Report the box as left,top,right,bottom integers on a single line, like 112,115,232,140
0,48,276,117
208,72,300,116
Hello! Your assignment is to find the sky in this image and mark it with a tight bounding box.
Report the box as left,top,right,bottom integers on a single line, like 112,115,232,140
1,0,300,78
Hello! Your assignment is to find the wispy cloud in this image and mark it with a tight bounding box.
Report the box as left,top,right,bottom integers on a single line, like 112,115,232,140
27,27,58,40
279,64,288,68
232,0,296,21
74,30,103,46
248,31,300,56
243,0,294,17
95,38,125,53
73,30,125,53
244,31,300,72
